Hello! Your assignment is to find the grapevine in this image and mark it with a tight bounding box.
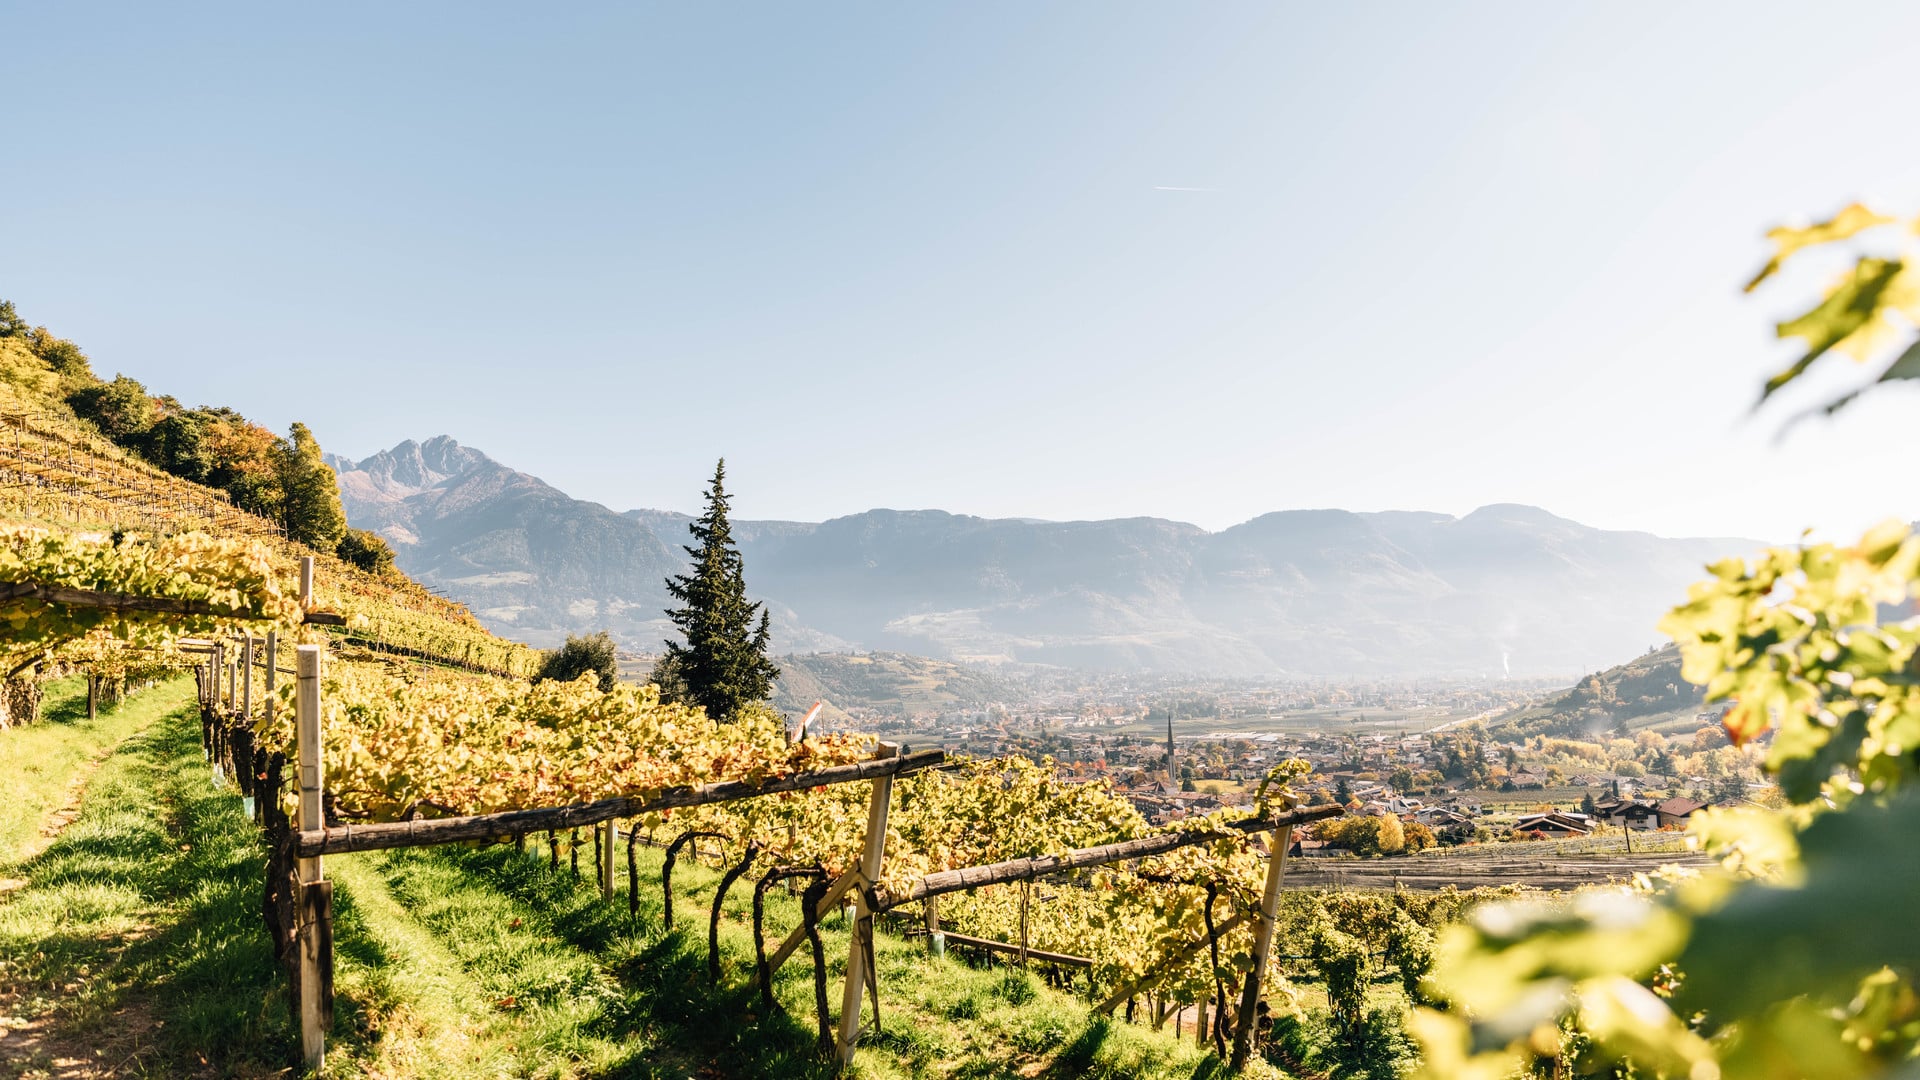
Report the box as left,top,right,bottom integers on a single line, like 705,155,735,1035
1,524,301,674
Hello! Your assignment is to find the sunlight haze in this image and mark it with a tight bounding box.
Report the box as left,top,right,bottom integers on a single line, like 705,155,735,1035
5,3,1920,542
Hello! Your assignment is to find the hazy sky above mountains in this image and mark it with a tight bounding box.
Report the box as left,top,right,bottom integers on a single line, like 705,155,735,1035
6,3,1920,543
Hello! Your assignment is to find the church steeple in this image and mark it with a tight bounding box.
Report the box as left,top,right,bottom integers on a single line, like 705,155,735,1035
1166,705,1177,790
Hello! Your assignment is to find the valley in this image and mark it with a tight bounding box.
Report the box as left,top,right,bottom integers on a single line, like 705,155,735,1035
332,437,1758,678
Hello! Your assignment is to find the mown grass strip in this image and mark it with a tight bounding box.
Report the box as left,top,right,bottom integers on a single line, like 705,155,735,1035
1,697,1254,1079
381,838,1243,1079
0,675,189,865
0,689,296,1077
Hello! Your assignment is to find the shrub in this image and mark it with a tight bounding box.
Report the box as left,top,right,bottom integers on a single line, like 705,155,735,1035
336,528,397,577
534,631,618,692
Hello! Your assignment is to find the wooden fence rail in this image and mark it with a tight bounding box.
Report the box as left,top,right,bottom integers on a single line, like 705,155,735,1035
874,804,1343,910
178,553,1346,1074
293,749,947,857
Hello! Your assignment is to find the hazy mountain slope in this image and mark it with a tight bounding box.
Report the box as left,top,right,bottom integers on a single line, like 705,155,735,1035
333,436,1758,675
772,652,1013,719
329,438,684,646
1492,644,1709,740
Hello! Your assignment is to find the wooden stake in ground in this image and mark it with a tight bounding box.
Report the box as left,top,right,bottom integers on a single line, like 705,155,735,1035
836,742,898,1066
923,894,941,955
262,630,276,824
1229,833,1289,1072
295,643,331,1072
1018,881,1031,968
600,821,617,900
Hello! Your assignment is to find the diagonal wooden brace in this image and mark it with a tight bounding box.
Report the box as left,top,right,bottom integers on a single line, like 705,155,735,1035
1095,910,1252,1015
765,868,866,980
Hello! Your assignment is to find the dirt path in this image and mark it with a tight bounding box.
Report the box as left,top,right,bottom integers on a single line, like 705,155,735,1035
0,741,134,898
0,704,230,1080
0,986,169,1080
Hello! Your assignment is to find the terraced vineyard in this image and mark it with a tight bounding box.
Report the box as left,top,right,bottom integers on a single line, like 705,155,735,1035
1284,845,1713,891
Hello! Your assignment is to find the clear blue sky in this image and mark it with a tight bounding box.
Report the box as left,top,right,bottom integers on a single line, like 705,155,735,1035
6,3,1920,543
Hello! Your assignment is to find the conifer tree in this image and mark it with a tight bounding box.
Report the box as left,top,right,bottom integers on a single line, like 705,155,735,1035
279,422,347,550
662,459,779,720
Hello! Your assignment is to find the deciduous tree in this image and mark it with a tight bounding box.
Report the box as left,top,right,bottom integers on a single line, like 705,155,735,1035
277,422,346,550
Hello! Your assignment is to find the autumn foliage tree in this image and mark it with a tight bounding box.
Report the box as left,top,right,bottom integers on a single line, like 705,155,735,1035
277,422,346,550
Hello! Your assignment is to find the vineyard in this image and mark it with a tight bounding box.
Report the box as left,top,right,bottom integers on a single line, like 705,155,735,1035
0,373,1740,1079
7,313,1891,1080
191,605,1358,1072
0,494,1550,1079
0,398,1438,1080
1281,847,1711,892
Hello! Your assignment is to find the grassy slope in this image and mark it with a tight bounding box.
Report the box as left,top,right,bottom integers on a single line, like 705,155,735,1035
0,676,190,862
0,683,297,1078
1,700,1245,1080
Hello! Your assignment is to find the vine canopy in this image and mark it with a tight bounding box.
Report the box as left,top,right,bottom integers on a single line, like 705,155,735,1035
1,524,302,674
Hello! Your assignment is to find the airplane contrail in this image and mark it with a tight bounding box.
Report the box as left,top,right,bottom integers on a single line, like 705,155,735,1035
1153,185,1219,192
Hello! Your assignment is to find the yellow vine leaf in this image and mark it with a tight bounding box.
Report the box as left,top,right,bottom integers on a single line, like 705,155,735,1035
1762,257,1907,402
1745,203,1897,292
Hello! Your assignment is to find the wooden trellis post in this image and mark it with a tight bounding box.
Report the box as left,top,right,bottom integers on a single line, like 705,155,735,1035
599,822,617,900
241,634,253,720
261,630,276,824
1229,828,1290,1072
836,742,898,1066
923,894,942,955
295,643,332,1071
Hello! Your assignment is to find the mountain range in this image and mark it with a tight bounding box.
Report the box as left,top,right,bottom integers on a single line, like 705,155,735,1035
329,436,1758,677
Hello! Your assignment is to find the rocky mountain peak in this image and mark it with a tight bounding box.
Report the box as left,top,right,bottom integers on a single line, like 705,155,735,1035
338,436,498,502
331,435,1763,675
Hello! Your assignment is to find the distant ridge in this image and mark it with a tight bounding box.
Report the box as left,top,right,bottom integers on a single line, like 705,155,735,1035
331,437,1760,676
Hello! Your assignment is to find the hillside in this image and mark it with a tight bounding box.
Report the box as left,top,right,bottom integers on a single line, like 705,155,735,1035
1491,644,1710,739
772,651,1013,720
334,436,1760,677
0,321,535,678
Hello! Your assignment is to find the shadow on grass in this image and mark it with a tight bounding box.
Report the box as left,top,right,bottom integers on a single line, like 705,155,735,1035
0,705,307,1075
419,843,844,1080
39,677,91,726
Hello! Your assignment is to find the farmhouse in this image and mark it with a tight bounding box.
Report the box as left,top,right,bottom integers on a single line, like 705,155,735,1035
1655,796,1705,829
1514,811,1593,838
1413,806,1472,829
1593,796,1660,831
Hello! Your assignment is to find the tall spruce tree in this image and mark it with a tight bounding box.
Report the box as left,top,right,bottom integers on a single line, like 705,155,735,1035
662,459,779,720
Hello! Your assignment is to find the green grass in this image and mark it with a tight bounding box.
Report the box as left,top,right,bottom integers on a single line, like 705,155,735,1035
328,839,1246,1079
0,685,298,1078
2,695,1268,1079
0,675,189,862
